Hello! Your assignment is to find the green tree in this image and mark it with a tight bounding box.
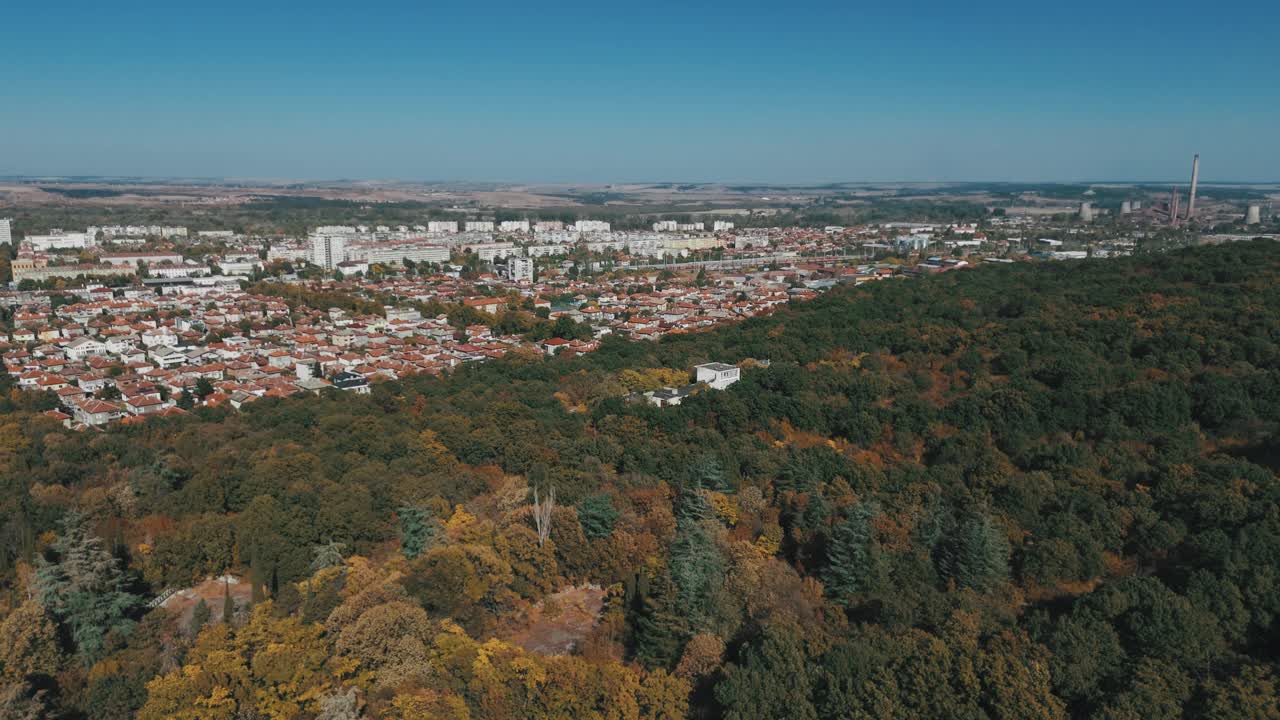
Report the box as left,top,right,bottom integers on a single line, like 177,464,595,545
34,514,141,665
948,513,1010,591
397,507,437,560
822,501,886,605
190,599,211,637
577,494,619,540
716,622,818,720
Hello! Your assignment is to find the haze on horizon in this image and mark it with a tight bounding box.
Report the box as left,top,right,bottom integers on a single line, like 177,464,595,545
3,0,1277,184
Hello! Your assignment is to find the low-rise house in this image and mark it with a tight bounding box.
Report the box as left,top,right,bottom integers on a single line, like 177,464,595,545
75,399,124,426
695,362,740,390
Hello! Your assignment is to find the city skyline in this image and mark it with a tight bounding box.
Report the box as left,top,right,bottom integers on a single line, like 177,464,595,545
4,0,1278,183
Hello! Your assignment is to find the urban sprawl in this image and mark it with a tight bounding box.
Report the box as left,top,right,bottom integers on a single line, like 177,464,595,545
1,206,1272,430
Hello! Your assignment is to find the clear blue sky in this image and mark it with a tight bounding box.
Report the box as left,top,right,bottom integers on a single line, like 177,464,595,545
2,0,1277,183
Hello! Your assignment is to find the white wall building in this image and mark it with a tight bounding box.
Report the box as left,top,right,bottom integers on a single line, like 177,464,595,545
347,241,449,266
465,221,495,232
499,220,530,233
309,233,347,270
467,242,517,262
428,221,458,233
695,362,741,390
0,218,11,246
504,256,534,283
573,220,611,233
26,230,94,251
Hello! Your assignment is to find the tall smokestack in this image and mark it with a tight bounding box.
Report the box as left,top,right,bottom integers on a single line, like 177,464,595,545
1187,154,1200,221
1170,186,1180,227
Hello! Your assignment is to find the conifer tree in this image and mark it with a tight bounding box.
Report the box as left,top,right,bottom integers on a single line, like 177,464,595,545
189,599,211,637
398,507,436,560
33,513,141,666
223,579,235,624
952,514,1010,591
822,501,886,605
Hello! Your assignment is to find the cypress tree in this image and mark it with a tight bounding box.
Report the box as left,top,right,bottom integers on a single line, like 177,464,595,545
222,579,234,624
250,547,266,603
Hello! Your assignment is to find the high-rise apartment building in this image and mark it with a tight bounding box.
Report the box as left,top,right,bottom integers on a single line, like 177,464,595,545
0,218,11,246
309,233,347,270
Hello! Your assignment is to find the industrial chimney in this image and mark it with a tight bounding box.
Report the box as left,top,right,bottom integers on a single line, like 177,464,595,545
1246,205,1262,225
1170,187,1180,227
1079,202,1094,222
1187,154,1200,221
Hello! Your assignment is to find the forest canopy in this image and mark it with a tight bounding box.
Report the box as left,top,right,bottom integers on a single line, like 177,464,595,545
3,240,1280,718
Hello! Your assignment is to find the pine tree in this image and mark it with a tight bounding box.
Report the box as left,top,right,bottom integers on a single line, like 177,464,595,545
310,540,347,573
34,513,141,666
822,501,886,606
629,571,689,670
189,599,211,637
398,507,437,559
688,454,728,493
951,514,1010,591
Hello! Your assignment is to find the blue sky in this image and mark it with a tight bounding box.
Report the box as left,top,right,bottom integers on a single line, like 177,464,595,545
2,0,1277,182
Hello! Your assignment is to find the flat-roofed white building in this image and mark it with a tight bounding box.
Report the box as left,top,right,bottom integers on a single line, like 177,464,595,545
466,242,517,262
695,362,740,390
27,230,94,251
347,241,449,266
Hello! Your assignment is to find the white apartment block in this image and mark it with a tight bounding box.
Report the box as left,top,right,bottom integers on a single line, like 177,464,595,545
102,252,183,266
533,230,578,245
427,221,458,233
0,218,13,246
713,221,736,231
465,221,495,232
653,220,678,232
309,233,347,270
26,230,95,251
526,244,572,258
266,243,310,262
573,220,611,233
148,264,209,279
466,242,517,262
347,242,449,266
499,220,530,233
504,256,534,283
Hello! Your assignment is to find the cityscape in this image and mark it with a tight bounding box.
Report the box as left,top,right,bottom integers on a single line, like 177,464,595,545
2,1,1279,718
6,163,1274,429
